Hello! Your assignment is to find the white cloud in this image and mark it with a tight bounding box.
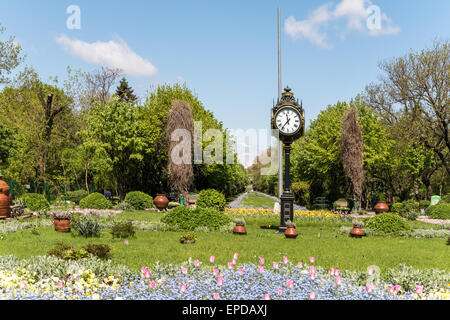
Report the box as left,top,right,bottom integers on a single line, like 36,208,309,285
285,0,400,48
56,35,157,76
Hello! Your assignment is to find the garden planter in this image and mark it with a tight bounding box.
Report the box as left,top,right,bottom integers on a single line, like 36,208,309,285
154,194,169,211
374,202,389,214
0,193,10,219
349,225,365,238
233,225,247,235
53,218,71,232
284,226,299,239
180,239,196,244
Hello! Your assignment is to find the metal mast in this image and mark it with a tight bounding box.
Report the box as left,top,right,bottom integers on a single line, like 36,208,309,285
278,7,283,199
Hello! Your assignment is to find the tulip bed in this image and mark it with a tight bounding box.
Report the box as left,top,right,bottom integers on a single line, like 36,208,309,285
0,255,448,300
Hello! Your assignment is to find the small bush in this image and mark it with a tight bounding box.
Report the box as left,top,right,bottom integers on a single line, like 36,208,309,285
116,202,135,211
441,194,450,203
196,189,226,211
79,192,112,210
161,206,232,231
124,191,153,210
66,190,89,205
20,193,49,212
391,202,403,214
83,243,112,260
71,214,101,238
110,221,135,239
419,200,430,210
366,213,410,234
398,200,419,221
427,202,450,220
47,242,73,259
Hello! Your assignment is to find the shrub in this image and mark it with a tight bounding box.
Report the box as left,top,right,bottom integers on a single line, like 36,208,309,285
71,214,101,238
168,202,181,209
419,200,430,210
161,206,232,231
196,189,226,211
47,242,73,259
391,202,403,214
83,243,112,260
124,191,153,210
398,200,419,221
366,213,410,234
20,193,49,212
427,202,450,220
110,221,135,239
115,201,135,211
66,190,89,205
440,194,450,203
79,192,112,210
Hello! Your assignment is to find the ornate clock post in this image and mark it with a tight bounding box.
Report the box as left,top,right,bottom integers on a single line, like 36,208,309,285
271,87,305,233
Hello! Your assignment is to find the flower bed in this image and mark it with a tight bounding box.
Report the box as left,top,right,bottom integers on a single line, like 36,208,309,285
0,255,448,300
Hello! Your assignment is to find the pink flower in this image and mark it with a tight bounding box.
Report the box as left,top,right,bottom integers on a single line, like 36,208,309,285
141,266,148,273
213,269,219,276
123,240,129,245
368,268,374,275
217,275,224,286
309,291,316,300
394,284,401,291
181,267,188,274
210,256,215,263
233,253,238,260
335,276,342,285
415,286,423,294
273,262,279,269
310,272,316,280
19,281,26,289
309,257,315,263
329,268,335,276
297,262,303,268
366,284,374,293
264,293,270,300
149,281,156,289
180,284,187,292
282,256,288,264
309,266,315,273
213,292,220,300
335,269,340,276
194,260,200,267
278,288,283,296
57,281,63,288
258,266,264,274
388,286,395,293
144,271,151,278
286,278,293,288
259,257,265,265
238,268,244,276
232,259,237,265
228,262,234,269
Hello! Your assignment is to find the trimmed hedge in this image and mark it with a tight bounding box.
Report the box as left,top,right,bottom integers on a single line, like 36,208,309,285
161,206,231,231
21,193,50,212
124,191,153,210
196,189,226,211
366,213,410,234
426,202,450,220
79,193,112,210
66,190,89,205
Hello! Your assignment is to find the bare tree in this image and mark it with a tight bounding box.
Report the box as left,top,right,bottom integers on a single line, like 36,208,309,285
84,66,123,108
340,107,364,211
166,100,194,199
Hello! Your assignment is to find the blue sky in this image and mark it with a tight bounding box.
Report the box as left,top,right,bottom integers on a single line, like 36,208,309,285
0,0,449,165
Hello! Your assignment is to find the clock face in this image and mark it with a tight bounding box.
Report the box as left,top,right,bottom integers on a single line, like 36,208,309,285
275,107,301,135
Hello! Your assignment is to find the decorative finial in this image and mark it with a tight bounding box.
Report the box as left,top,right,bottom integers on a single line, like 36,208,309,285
284,86,291,92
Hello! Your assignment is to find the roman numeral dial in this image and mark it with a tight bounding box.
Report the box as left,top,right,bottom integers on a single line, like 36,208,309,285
275,107,301,135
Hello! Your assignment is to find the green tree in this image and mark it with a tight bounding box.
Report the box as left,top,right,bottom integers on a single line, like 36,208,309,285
0,24,23,84
116,77,137,102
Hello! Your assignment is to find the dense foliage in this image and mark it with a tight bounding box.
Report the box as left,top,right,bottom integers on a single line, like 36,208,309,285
196,189,227,211
366,214,411,234
161,206,232,231
110,221,136,239
20,193,49,212
124,191,153,210
426,202,450,220
79,193,112,210
71,213,102,238
66,190,89,205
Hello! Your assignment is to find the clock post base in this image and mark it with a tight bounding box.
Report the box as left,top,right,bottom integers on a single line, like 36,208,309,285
278,193,294,233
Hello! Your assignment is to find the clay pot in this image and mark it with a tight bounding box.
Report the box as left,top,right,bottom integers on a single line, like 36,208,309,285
284,226,299,239
154,194,169,211
0,193,10,219
374,202,389,214
233,225,247,235
349,225,365,238
53,218,71,232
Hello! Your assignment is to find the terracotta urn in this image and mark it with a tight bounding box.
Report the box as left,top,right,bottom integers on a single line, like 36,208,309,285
233,225,247,235
0,193,10,219
349,225,365,238
154,194,169,211
53,218,71,232
374,201,389,214
284,226,299,239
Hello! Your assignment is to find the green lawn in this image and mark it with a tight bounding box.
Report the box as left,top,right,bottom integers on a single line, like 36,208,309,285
239,192,276,208
0,213,448,274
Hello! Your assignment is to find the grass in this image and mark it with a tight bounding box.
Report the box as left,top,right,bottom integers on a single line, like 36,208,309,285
0,212,448,274
239,192,276,208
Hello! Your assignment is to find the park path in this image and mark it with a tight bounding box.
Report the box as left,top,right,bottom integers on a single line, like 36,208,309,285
228,191,307,210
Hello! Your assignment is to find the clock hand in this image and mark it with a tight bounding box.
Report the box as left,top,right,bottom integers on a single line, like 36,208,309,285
281,117,291,130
